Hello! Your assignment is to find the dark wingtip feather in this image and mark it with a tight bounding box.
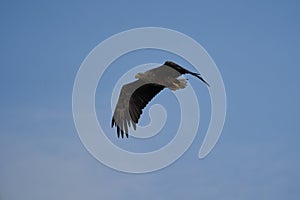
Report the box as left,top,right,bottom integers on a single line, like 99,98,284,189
111,118,115,127
117,126,120,138
121,130,124,138
190,72,210,87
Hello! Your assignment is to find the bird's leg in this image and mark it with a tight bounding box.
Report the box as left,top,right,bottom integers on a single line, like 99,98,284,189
176,78,187,89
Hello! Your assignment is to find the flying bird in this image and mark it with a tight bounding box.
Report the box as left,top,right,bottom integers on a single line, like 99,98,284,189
111,61,209,138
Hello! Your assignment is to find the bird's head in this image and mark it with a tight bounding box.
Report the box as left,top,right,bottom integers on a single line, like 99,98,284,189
135,72,144,79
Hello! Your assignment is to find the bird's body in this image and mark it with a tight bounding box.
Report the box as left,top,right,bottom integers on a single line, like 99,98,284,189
111,61,209,138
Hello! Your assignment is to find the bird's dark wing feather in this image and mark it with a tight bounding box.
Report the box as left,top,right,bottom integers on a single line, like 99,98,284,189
129,83,165,124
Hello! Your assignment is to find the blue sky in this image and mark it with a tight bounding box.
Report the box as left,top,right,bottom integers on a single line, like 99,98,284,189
1,0,300,199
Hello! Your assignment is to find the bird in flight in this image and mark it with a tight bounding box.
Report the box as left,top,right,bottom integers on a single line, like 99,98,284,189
111,61,209,138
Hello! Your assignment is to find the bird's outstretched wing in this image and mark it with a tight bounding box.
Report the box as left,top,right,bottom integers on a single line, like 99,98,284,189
111,80,164,138
140,61,210,87
164,61,210,86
